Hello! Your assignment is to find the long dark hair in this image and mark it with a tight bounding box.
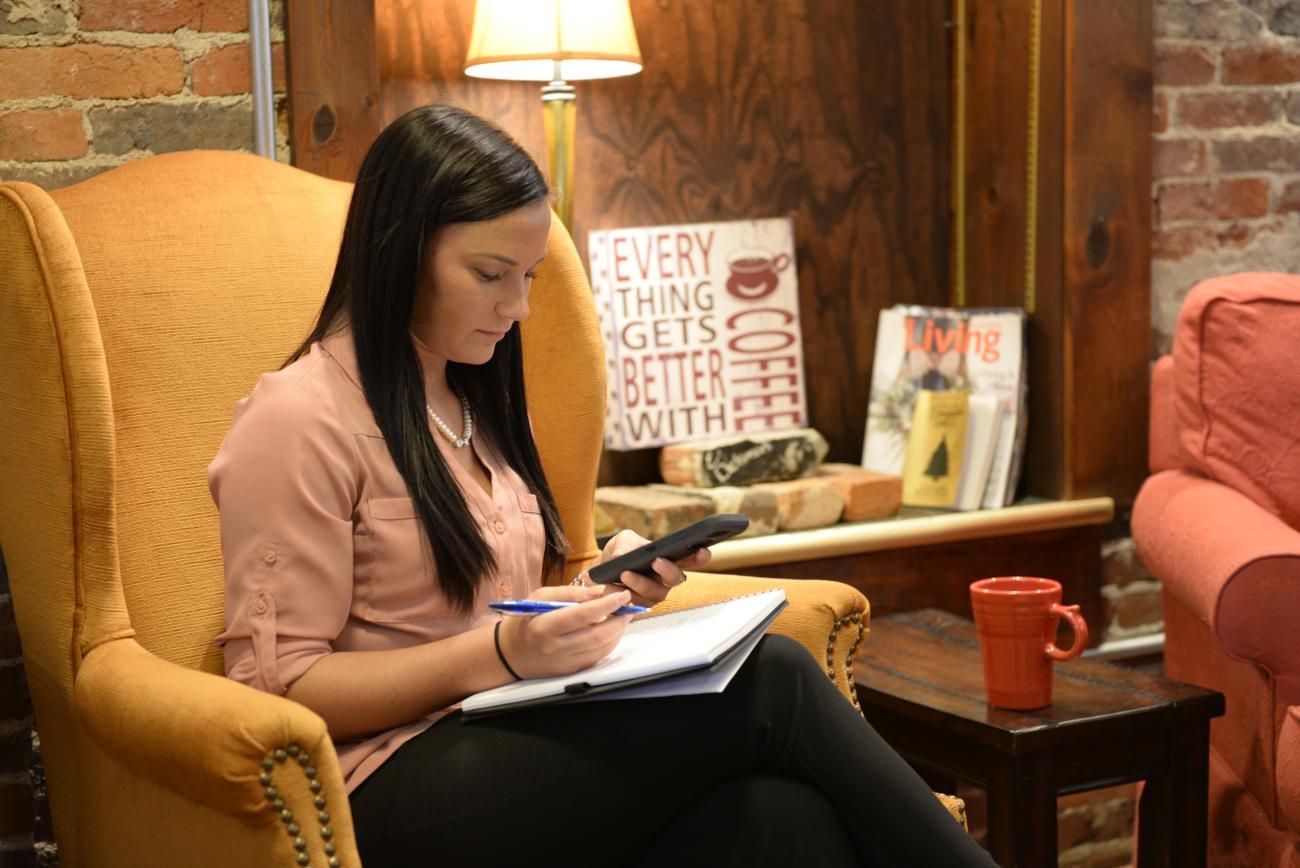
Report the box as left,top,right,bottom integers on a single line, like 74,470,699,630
288,104,568,613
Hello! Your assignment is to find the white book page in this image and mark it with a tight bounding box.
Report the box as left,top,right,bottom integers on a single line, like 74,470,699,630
955,395,1003,511
966,311,1026,508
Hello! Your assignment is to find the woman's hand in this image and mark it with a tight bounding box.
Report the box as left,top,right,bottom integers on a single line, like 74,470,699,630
496,584,634,679
582,529,712,607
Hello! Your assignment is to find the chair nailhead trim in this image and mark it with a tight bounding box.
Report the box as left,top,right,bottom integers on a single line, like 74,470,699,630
825,611,865,715
261,743,335,866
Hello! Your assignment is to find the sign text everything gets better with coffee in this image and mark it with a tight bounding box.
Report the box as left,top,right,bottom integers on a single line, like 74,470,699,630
589,217,808,450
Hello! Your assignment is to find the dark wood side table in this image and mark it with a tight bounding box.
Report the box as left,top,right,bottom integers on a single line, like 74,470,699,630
854,609,1224,868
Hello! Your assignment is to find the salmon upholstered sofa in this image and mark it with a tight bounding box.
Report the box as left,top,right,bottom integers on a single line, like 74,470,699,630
1133,272,1300,868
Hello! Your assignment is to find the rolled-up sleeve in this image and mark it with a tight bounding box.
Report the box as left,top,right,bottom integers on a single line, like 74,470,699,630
209,363,359,696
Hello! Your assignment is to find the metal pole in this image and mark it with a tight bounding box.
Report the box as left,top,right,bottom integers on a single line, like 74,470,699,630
249,0,276,158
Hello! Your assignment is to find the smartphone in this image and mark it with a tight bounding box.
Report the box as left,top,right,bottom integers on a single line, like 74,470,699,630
587,513,750,584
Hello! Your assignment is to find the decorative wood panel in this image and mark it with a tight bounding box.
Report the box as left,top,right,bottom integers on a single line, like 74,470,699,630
374,0,955,485
957,0,1150,503
1061,0,1152,502
285,1,383,180
288,0,1150,506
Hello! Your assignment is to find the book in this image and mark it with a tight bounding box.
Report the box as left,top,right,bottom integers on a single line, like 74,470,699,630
461,589,789,716
901,390,969,508
954,394,1003,511
862,306,1027,508
587,218,808,450
965,309,1028,508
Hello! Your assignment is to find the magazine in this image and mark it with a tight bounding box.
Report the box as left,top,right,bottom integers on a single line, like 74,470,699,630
861,306,1027,508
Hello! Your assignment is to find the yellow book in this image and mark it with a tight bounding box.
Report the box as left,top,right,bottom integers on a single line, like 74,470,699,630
901,390,969,507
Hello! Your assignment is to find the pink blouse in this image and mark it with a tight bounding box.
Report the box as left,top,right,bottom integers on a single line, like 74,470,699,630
210,329,546,793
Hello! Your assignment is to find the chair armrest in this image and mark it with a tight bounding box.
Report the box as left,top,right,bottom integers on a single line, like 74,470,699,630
75,637,360,863
655,573,868,705
1278,706,1300,837
1134,469,1300,678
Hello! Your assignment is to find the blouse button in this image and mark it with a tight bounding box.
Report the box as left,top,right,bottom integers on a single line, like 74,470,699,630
262,551,278,566
253,599,269,615
491,518,506,534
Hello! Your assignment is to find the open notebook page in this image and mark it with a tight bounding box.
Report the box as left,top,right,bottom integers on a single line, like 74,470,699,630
462,588,787,715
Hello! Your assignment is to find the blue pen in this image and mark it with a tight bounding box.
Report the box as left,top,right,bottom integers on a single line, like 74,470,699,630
489,599,649,617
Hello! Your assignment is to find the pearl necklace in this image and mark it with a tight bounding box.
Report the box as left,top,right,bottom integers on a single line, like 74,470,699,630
426,394,473,448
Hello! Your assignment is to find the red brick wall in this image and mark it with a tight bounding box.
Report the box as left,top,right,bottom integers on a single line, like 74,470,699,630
1152,0,1300,352
0,0,289,191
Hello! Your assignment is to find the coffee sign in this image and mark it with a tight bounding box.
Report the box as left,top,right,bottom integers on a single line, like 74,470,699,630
589,217,808,450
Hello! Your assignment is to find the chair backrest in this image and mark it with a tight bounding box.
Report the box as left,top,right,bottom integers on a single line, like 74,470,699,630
0,150,603,854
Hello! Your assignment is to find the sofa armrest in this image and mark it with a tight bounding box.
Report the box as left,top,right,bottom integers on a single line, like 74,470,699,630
1134,469,1300,682
653,573,868,706
75,638,360,864
1149,355,1180,473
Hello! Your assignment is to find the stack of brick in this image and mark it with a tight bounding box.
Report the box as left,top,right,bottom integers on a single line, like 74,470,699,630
0,0,290,191
597,428,902,541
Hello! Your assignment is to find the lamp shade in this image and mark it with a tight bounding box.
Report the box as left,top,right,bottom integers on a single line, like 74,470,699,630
464,0,642,82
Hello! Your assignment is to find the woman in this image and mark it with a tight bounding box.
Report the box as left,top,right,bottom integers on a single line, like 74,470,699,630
211,104,997,867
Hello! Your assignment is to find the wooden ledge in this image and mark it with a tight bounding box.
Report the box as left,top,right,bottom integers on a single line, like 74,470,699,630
697,497,1115,573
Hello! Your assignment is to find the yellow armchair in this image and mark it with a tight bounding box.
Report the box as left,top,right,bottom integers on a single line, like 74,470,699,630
0,151,897,866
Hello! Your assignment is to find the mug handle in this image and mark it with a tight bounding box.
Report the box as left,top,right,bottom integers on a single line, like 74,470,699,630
771,253,791,272
1045,603,1089,661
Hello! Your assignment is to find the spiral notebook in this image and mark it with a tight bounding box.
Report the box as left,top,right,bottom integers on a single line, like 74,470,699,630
461,589,788,716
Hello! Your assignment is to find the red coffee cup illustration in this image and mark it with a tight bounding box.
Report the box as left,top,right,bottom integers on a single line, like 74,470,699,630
726,248,791,301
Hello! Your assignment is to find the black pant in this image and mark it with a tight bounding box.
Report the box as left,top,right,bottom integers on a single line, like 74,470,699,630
349,635,997,867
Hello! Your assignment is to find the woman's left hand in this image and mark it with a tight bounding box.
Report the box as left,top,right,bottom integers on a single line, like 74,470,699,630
582,529,712,607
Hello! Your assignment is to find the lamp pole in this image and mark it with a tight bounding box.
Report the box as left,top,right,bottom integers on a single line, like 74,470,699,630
541,61,576,228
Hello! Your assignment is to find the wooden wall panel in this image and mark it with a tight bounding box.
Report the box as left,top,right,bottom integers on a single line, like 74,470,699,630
956,0,1149,504
1062,0,1151,502
289,0,1149,504
960,0,1034,310
961,0,1070,503
286,1,382,180
375,0,954,484
1026,0,1067,506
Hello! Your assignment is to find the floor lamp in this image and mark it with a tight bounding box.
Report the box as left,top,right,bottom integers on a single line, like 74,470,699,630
464,0,643,229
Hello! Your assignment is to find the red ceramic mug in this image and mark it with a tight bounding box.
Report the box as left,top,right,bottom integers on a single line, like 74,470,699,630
969,577,1089,710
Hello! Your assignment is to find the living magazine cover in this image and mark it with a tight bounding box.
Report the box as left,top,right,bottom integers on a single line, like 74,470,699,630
861,305,1026,509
